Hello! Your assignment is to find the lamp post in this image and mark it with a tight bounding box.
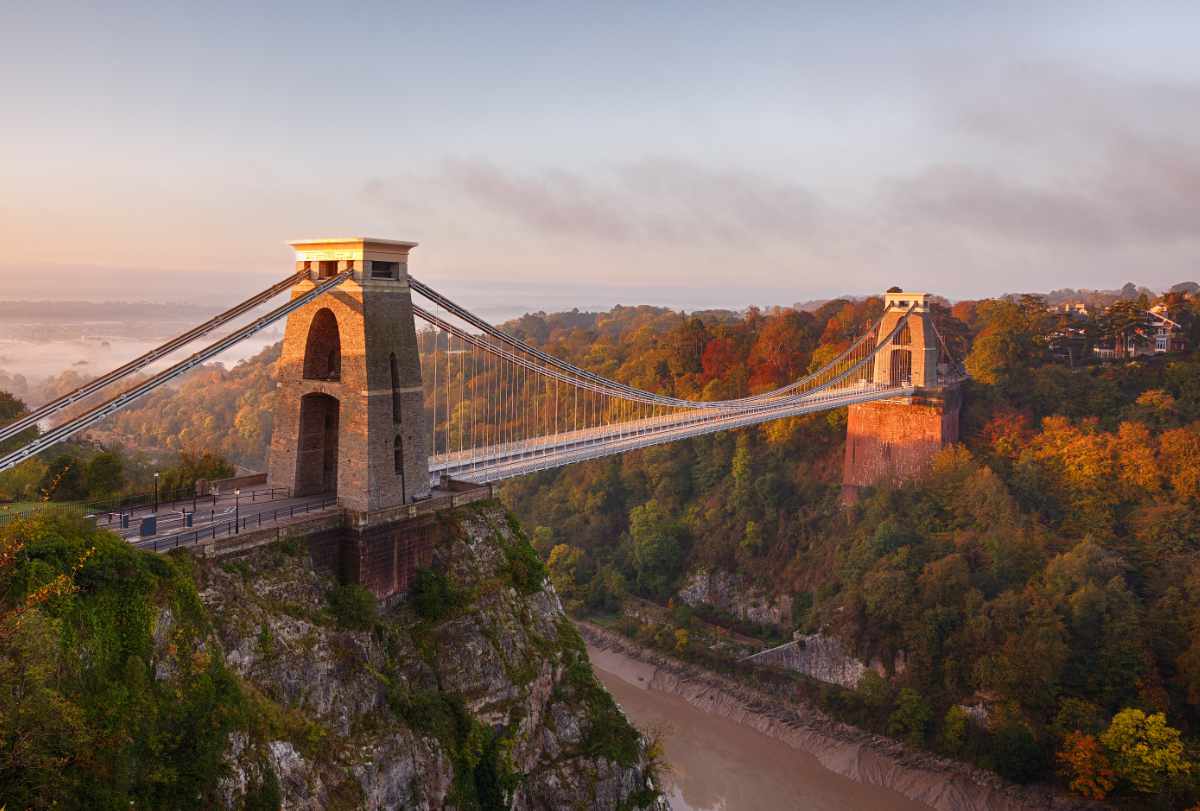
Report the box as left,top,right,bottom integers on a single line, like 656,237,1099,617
153,472,160,514
234,489,241,535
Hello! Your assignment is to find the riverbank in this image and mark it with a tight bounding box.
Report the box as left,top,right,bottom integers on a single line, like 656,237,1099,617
581,622,1105,811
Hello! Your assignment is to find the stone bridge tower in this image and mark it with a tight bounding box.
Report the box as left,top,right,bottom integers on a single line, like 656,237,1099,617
268,238,431,512
842,291,962,502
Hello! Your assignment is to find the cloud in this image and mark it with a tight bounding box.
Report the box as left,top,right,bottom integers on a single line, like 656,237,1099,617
355,62,1200,298
442,160,634,241
438,158,824,244
886,165,1114,245
885,63,1200,249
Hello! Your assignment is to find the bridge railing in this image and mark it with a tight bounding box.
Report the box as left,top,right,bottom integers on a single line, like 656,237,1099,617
139,494,339,553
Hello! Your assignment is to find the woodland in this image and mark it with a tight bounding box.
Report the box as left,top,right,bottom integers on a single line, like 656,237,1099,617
3,288,1200,804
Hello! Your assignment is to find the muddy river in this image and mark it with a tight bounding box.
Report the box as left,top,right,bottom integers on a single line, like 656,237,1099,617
590,647,931,811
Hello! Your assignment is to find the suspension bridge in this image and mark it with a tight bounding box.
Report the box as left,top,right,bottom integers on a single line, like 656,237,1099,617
0,237,963,592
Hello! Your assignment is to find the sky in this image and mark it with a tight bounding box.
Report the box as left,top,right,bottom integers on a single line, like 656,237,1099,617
3,1,1200,309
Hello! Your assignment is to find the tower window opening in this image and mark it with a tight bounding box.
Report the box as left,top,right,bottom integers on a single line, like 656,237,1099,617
317,261,339,279
371,261,399,279
390,353,402,423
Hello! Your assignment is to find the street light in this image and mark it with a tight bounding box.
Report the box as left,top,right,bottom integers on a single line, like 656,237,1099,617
234,489,241,535
153,472,160,514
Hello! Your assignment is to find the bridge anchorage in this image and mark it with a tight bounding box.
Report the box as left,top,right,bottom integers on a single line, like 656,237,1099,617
0,235,964,599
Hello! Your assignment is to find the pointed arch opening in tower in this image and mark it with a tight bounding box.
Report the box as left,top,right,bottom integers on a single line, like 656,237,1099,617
303,308,341,381
295,392,339,495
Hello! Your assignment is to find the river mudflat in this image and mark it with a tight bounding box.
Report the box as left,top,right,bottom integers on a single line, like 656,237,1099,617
584,624,1101,811
592,643,930,810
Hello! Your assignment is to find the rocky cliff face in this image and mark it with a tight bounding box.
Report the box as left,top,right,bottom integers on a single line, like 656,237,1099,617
156,503,665,810
677,568,792,628
743,634,873,688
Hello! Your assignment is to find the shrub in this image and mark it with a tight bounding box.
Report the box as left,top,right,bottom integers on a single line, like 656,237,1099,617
327,584,377,630
503,538,547,595
411,568,457,621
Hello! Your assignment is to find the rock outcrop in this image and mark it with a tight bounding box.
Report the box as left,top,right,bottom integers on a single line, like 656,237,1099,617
742,633,872,688
152,503,666,809
676,568,792,628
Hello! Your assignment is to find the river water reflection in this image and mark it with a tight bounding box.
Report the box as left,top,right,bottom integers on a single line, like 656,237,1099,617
590,648,930,811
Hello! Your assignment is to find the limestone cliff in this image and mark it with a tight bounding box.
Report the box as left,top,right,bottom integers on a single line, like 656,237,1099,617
156,503,666,810
677,568,792,628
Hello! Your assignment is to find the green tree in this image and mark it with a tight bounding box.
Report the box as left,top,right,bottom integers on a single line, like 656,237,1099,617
158,451,235,494
547,544,584,602
84,451,126,499
730,434,753,505
887,688,932,747
629,500,685,600
1099,708,1192,795
0,391,38,455
965,298,1049,390
991,721,1044,783
37,455,86,501
940,705,969,755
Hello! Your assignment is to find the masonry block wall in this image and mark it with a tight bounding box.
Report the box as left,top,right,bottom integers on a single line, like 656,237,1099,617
302,514,439,602
344,516,438,600
842,386,962,500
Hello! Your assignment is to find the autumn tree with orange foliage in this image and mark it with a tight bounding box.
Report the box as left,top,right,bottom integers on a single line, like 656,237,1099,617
1057,731,1116,800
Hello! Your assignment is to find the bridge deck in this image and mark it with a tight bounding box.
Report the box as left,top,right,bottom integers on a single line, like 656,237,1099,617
430,381,914,483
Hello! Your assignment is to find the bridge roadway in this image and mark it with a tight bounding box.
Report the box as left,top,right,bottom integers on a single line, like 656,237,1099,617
105,384,915,550
100,489,339,551
429,380,914,483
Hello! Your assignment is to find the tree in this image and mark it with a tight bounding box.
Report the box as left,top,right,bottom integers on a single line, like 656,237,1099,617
1098,300,1154,358
547,544,584,602
940,706,969,755
158,451,235,494
888,688,932,747
991,721,1044,783
37,455,86,502
0,391,26,423
84,452,126,499
1160,426,1200,502
1099,709,1192,795
965,298,1049,390
1056,732,1116,800
628,500,685,600
739,520,763,556
584,565,626,614
0,391,37,455
730,433,753,505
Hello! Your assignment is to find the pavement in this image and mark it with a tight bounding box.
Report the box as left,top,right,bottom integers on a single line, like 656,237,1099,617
94,489,339,550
